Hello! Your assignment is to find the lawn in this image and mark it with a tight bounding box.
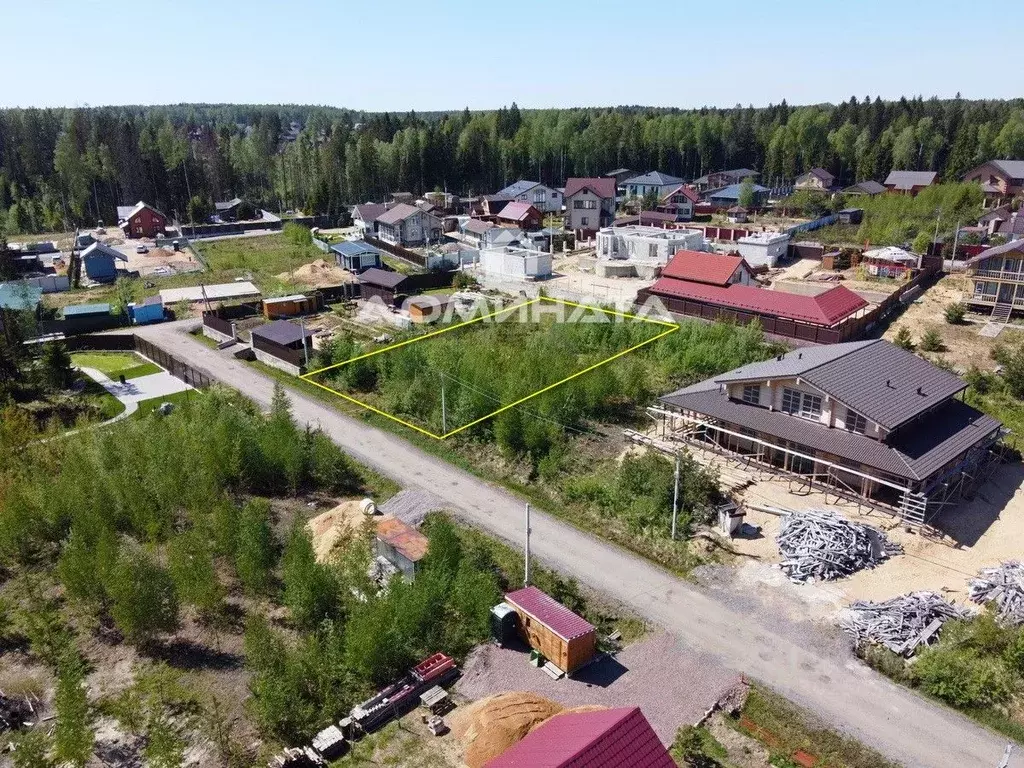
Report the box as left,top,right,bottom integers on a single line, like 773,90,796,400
71,352,161,381
131,389,200,420
196,232,321,283
80,379,126,421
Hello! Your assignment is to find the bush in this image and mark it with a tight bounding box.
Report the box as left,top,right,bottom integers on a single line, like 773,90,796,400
964,365,994,395
282,221,313,247
911,231,933,254
893,325,914,350
452,271,478,290
993,340,1024,399
944,302,967,324
918,328,944,352
913,645,1015,708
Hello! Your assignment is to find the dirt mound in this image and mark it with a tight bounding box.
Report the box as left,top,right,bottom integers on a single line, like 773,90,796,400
306,500,370,562
276,258,353,287
452,692,564,768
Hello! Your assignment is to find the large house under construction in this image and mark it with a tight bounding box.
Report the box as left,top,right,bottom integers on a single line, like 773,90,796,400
657,340,1004,524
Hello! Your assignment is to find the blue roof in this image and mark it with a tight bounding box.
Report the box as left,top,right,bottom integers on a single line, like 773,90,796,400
62,303,111,318
0,282,43,311
496,180,542,198
331,240,380,257
624,171,684,186
708,183,770,201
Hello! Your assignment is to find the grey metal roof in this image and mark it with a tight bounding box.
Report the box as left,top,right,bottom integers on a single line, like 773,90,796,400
82,242,128,262
709,339,966,431
843,180,886,195
331,240,380,257
884,170,937,189
357,268,408,289
251,319,310,346
496,180,541,197
623,171,684,187
215,197,243,211
990,159,1024,178
659,385,999,482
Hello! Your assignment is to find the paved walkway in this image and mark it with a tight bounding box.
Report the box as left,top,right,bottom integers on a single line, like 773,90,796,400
135,321,1020,768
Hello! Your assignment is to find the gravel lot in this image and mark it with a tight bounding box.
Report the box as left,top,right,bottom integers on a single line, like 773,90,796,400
455,633,743,744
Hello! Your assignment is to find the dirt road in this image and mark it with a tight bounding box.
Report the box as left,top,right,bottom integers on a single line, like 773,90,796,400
135,321,1020,768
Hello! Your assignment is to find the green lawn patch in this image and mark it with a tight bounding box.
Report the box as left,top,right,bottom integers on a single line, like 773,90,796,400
80,379,126,421
72,352,161,381
131,389,200,420
197,232,322,284
380,254,423,275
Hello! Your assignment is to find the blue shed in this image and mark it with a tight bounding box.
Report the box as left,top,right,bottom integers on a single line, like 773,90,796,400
81,242,127,283
128,296,165,325
62,303,111,319
331,240,382,272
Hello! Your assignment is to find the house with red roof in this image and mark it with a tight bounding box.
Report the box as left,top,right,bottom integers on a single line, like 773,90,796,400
496,201,543,231
658,184,700,220
504,586,597,673
563,177,616,236
662,250,755,286
485,707,674,768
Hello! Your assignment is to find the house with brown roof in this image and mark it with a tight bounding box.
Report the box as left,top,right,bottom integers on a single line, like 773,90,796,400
795,167,836,192
375,515,428,581
375,203,441,247
965,238,1024,320
883,170,937,196
351,202,388,237
658,184,700,220
962,159,1024,206
659,340,1003,523
496,201,543,230
563,177,616,236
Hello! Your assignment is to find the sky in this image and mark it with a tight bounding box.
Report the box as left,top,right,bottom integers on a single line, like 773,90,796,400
0,0,1011,112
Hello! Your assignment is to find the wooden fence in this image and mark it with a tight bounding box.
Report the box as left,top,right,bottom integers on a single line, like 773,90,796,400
639,267,939,345
363,235,426,267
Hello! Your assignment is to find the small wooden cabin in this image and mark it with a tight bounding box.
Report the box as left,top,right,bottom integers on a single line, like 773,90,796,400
504,586,597,673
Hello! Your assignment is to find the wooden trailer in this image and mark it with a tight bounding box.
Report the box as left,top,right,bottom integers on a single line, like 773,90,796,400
504,586,597,673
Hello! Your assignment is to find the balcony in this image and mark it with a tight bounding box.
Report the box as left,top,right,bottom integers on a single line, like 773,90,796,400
969,269,1024,281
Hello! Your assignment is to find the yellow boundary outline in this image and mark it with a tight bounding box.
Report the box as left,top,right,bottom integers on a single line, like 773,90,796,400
300,296,679,440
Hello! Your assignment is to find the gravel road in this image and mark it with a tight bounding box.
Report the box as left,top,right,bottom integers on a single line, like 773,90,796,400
136,321,1021,768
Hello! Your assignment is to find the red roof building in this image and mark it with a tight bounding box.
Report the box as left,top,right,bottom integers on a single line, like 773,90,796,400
563,177,616,199
662,250,754,287
646,278,867,327
486,707,675,768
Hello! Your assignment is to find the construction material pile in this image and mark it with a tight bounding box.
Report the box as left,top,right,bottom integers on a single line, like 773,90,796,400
451,693,565,768
776,508,902,582
969,561,1024,625
841,592,966,655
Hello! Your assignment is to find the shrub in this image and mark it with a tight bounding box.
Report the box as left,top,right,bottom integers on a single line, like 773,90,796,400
452,271,478,290
919,328,944,352
913,645,1015,708
944,302,966,324
964,365,994,395
911,231,933,254
993,340,1024,399
893,325,914,350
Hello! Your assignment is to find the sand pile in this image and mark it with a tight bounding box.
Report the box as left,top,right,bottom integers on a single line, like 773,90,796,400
306,500,371,562
452,693,565,768
276,258,353,287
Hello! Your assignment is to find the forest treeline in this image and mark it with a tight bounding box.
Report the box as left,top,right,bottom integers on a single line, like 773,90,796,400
2,96,1024,234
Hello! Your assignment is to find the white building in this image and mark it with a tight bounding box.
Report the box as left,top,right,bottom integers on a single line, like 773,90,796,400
595,225,705,265
734,232,790,269
494,180,563,213
478,246,552,280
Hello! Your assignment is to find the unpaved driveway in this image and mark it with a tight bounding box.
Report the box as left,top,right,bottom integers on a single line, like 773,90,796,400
133,320,1023,768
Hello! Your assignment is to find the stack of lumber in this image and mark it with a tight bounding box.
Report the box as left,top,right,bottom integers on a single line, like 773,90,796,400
969,561,1024,625
776,508,902,582
841,592,966,655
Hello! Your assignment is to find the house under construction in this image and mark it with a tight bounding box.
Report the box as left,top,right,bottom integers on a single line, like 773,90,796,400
654,340,1005,525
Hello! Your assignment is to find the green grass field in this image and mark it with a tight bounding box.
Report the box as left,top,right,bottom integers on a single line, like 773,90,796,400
131,389,200,420
80,379,127,421
72,352,161,381
197,233,321,282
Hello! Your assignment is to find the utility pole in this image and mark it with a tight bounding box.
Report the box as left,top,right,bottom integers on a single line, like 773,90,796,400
671,453,681,540
440,374,447,434
299,316,309,366
524,503,531,587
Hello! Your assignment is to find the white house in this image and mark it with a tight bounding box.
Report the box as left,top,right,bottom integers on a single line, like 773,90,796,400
374,203,441,247
734,232,790,268
595,225,705,265
351,202,387,237
494,180,563,213
478,246,552,280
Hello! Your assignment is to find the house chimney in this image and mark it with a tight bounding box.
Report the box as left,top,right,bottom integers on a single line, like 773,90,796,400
798,352,802,359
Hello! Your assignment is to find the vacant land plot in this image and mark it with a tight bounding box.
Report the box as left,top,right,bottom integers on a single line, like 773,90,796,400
194,232,327,292
305,298,676,438
71,351,160,380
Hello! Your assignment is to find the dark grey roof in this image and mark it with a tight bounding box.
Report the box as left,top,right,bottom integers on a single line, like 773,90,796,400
710,339,966,430
357,267,408,289
215,197,243,211
843,180,886,195
660,384,999,482
967,237,1024,264
884,170,937,189
623,171,684,186
351,202,387,222
331,240,380,257
989,159,1024,178
251,319,310,346
496,180,541,197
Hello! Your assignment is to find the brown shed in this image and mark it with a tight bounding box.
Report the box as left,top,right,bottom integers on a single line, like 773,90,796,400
263,293,321,319
504,586,597,673
406,294,450,323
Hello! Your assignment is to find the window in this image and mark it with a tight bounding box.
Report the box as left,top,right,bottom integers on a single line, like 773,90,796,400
581,217,589,226
781,387,821,419
582,199,597,209
533,191,546,203
574,200,584,210
741,384,761,404
845,408,867,434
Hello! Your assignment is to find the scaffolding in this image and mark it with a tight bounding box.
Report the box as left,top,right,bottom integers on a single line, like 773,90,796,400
644,406,1006,527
